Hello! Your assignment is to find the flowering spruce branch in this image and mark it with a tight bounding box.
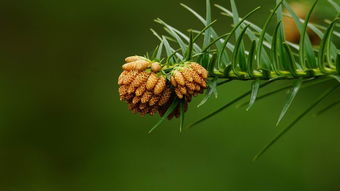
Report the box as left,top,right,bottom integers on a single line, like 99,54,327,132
118,0,340,159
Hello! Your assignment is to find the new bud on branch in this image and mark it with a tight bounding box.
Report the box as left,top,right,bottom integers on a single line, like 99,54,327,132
118,56,208,120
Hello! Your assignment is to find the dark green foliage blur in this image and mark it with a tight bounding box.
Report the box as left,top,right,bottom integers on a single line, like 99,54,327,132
0,0,340,190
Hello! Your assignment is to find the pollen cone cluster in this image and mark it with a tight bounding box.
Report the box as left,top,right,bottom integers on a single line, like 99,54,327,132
118,56,173,117
118,56,208,120
170,62,208,99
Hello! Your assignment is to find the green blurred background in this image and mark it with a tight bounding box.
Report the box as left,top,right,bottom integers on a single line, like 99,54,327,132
1,0,340,190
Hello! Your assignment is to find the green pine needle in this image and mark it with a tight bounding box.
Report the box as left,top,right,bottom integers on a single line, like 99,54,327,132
148,100,179,134
187,80,276,129
276,78,303,127
253,84,340,161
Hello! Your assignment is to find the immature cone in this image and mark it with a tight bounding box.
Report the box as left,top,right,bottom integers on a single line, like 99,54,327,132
118,56,173,117
151,62,162,72
283,2,319,45
171,62,208,99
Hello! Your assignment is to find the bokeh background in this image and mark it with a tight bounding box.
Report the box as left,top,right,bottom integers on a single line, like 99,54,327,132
1,0,340,190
